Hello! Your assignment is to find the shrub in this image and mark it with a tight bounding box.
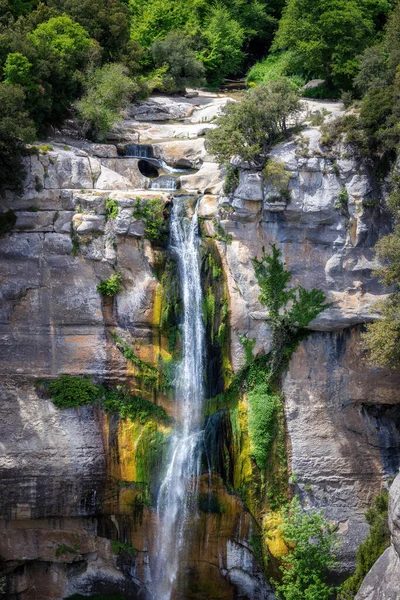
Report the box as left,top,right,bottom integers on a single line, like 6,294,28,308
247,383,278,472
76,64,134,140
205,78,301,166
132,197,167,242
111,540,138,556
150,32,205,93
263,158,291,199
334,187,350,216
105,198,118,220
213,219,232,244
362,295,400,369
252,244,330,373
224,164,240,195
274,497,338,600
55,543,78,557
97,271,123,296
247,51,305,88
48,375,102,409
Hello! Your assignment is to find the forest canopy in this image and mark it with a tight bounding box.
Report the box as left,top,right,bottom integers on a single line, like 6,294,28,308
1,0,400,195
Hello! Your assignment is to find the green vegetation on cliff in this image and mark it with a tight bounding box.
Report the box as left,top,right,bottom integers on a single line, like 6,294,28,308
38,375,170,424
252,244,330,374
363,170,400,368
275,497,338,600
205,79,301,167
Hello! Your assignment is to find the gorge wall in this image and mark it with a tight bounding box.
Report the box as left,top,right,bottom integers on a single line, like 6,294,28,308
0,93,399,599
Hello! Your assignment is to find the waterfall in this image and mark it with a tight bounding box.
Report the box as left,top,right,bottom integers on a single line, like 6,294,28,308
149,175,179,191
149,198,205,600
125,143,153,158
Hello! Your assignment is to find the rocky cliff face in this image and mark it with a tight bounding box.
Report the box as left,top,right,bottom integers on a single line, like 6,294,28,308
0,93,399,599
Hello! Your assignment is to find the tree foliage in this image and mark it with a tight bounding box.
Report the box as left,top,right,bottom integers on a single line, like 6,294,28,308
274,0,393,88
151,31,205,92
0,82,35,195
205,78,300,166
252,244,330,373
274,497,338,600
363,168,400,369
76,63,134,139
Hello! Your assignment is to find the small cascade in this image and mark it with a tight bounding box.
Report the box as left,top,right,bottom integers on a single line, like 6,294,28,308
124,143,153,158
149,175,180,191
159,160,192,174
149,198,205,600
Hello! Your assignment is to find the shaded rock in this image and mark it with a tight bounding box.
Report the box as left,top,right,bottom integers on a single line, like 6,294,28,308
355,546,400,600
234,171,263,201
100,158,149,188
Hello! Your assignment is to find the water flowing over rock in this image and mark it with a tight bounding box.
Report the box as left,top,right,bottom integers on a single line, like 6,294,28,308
150,200,205,599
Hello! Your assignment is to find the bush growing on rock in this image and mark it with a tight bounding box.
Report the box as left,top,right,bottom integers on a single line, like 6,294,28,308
363,170,400,369
274,497,338,600
48,375,102,409
97,271,123,296
150,32,205,93
252,244,330,374
76,63,135,139
205,78,301,166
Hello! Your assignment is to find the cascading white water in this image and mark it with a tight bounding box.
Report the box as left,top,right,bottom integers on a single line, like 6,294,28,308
149,198,205,600
149,175,179,191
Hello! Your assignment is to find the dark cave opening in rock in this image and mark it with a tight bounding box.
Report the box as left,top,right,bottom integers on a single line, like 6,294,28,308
138,159,159,178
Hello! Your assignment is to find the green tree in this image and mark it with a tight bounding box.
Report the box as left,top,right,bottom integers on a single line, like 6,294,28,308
0,82,35,194
150,32,205,93
354,46,390,95
274,497,338,600
205,78,301,166
28,14,99,121
75,63,134,139
3,52,32,84
274,0,393,88
47,0,131,59
199,6,245,82
252,244,330,373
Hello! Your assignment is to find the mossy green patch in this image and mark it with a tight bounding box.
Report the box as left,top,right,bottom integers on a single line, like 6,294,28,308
135,421,167,485
247,383,278,473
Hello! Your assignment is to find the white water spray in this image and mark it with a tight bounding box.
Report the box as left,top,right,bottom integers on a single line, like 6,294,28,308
149,198,205,600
